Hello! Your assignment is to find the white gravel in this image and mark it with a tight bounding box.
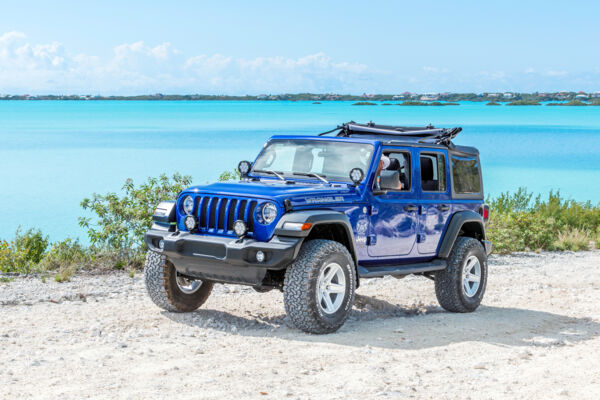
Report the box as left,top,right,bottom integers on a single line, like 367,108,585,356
2,250,600,399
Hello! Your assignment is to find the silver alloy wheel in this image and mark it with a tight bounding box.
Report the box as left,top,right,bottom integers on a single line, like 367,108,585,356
176,272,202,294
317,262,346,314
462,255,481,298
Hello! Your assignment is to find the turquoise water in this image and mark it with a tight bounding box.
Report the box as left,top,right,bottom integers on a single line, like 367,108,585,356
1,100,599,242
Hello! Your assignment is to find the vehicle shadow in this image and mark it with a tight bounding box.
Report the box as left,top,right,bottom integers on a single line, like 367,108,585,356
163,294,600,350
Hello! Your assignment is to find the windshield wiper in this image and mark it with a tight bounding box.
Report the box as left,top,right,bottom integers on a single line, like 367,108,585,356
253,169,286,181
293,172,329,184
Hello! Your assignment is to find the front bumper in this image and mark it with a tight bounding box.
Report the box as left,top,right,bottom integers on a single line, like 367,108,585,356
145,230,302,285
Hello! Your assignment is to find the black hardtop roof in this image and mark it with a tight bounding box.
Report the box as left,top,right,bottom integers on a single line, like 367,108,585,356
318,121,479,155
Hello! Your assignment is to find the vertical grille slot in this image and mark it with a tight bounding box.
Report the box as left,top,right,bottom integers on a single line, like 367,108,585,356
247,201,258,232
208,198,218,230
226,199,238,231
200,197,209,228
217,198,227,231
237,200,248,222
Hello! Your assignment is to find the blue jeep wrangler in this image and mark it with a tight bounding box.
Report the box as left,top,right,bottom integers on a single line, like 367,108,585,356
144,122,491,334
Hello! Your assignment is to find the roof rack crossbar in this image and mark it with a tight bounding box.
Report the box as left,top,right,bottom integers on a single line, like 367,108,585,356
318,121,462,146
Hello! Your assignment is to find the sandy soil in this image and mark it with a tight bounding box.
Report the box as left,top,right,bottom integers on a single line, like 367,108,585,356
2,250,600,399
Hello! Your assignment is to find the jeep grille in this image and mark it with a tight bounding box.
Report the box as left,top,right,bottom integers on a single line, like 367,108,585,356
192,196,258,236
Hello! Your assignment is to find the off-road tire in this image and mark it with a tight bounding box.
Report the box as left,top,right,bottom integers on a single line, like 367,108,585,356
144,250,213,312
283,240,356,334
435,236,487,313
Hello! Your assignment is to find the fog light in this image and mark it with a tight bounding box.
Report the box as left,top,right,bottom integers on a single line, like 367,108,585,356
256,250,265,263
158,239,165,250
233,220,247,238
184,215,197,231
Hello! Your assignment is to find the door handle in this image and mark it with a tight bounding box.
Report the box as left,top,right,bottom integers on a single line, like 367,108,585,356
404,205,418,212
437,205,450,212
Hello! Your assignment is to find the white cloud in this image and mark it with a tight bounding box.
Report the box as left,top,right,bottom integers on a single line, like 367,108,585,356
0,31,597,94
543,70,568,77
0,32,373,94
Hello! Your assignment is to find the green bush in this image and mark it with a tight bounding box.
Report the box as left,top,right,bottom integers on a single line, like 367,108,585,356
79,173,192,257
41,238,89,271
0,228,49,274
218,169,241,182
552,228,592,251
486,188,600,254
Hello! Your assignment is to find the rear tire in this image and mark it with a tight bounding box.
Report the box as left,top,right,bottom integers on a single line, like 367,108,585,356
283,240,356,334
435,236,487,313
144,250,214,312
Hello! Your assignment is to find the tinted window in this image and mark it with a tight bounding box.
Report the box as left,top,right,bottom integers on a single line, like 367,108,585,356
420,153,446,192
451,154,481,193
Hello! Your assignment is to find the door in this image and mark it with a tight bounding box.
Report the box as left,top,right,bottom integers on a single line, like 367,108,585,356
417,151,452,254
367,148,418,258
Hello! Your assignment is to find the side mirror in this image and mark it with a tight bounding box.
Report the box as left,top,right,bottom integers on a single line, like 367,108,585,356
349,168,365,186
372,189,388,196
238,160,252,178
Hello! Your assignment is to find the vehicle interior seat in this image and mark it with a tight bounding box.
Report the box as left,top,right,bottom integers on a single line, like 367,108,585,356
420,157,438,191
386,157,408,190
380,170,401,190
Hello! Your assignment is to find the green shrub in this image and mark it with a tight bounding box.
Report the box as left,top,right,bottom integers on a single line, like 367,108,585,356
487,211,557,253
552,228,591,251
218,169,241,182
0,228,49,274
486,188,600,253
41,238,89,271
79,173,192,259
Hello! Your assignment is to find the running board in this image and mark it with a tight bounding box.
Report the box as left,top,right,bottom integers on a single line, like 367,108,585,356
357,259,447,278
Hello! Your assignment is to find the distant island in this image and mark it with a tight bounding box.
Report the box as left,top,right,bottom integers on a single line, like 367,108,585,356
1,91,599,105
506,100,541,106
547,99,600,106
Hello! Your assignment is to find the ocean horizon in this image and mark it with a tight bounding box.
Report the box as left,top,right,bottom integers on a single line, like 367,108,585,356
1,100,599,242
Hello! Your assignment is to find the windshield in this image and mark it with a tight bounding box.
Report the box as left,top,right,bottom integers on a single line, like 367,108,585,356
252,139,374,183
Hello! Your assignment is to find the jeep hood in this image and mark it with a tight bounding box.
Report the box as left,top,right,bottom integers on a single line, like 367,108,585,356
182,181,359,205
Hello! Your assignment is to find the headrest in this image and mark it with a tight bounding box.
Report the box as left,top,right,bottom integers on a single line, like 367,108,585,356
387,158,401,171
380,170,400,190
420,157,434,181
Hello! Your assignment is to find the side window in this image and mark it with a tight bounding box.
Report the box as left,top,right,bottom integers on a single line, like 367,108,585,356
451,154,481,194
420,153,447,192
378,151,411,191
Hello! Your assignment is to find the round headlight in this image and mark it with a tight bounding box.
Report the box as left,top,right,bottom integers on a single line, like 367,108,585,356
238,160,252,177
233,220,247,238
349,168,365,185
182,195,194,215
262,202,278,224
184,215,197,231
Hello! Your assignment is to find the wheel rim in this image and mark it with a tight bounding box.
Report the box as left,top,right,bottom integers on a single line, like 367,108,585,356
317,262,346,314
176,272,202,294
462,255,481,298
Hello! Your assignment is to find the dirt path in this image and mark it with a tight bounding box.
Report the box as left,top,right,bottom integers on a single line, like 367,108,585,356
2,251,600,399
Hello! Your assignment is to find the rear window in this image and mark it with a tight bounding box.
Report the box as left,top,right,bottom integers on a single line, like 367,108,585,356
451,154,481,194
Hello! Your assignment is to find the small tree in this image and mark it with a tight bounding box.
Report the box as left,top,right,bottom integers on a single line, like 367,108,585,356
79,173,192,257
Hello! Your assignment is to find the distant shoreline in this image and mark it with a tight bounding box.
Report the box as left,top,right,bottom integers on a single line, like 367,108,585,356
1,91,599,104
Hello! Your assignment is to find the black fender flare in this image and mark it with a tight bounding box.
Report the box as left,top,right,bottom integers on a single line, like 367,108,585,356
437,210,486,259
274,210,358,264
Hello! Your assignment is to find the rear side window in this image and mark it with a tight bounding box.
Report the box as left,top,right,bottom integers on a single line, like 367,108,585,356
420,153,446,192
451,154,481,194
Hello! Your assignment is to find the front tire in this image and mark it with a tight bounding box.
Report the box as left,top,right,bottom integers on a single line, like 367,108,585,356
283,240,356,334
144,250,214,312
435,236,488,313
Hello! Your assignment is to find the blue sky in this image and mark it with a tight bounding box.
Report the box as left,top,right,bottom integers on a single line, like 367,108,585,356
0,1,598,94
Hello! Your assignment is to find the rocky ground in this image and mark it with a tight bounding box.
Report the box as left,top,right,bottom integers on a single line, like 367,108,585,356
2,251,600,399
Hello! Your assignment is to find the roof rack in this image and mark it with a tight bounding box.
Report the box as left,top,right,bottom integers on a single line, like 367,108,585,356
318,121,462,146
